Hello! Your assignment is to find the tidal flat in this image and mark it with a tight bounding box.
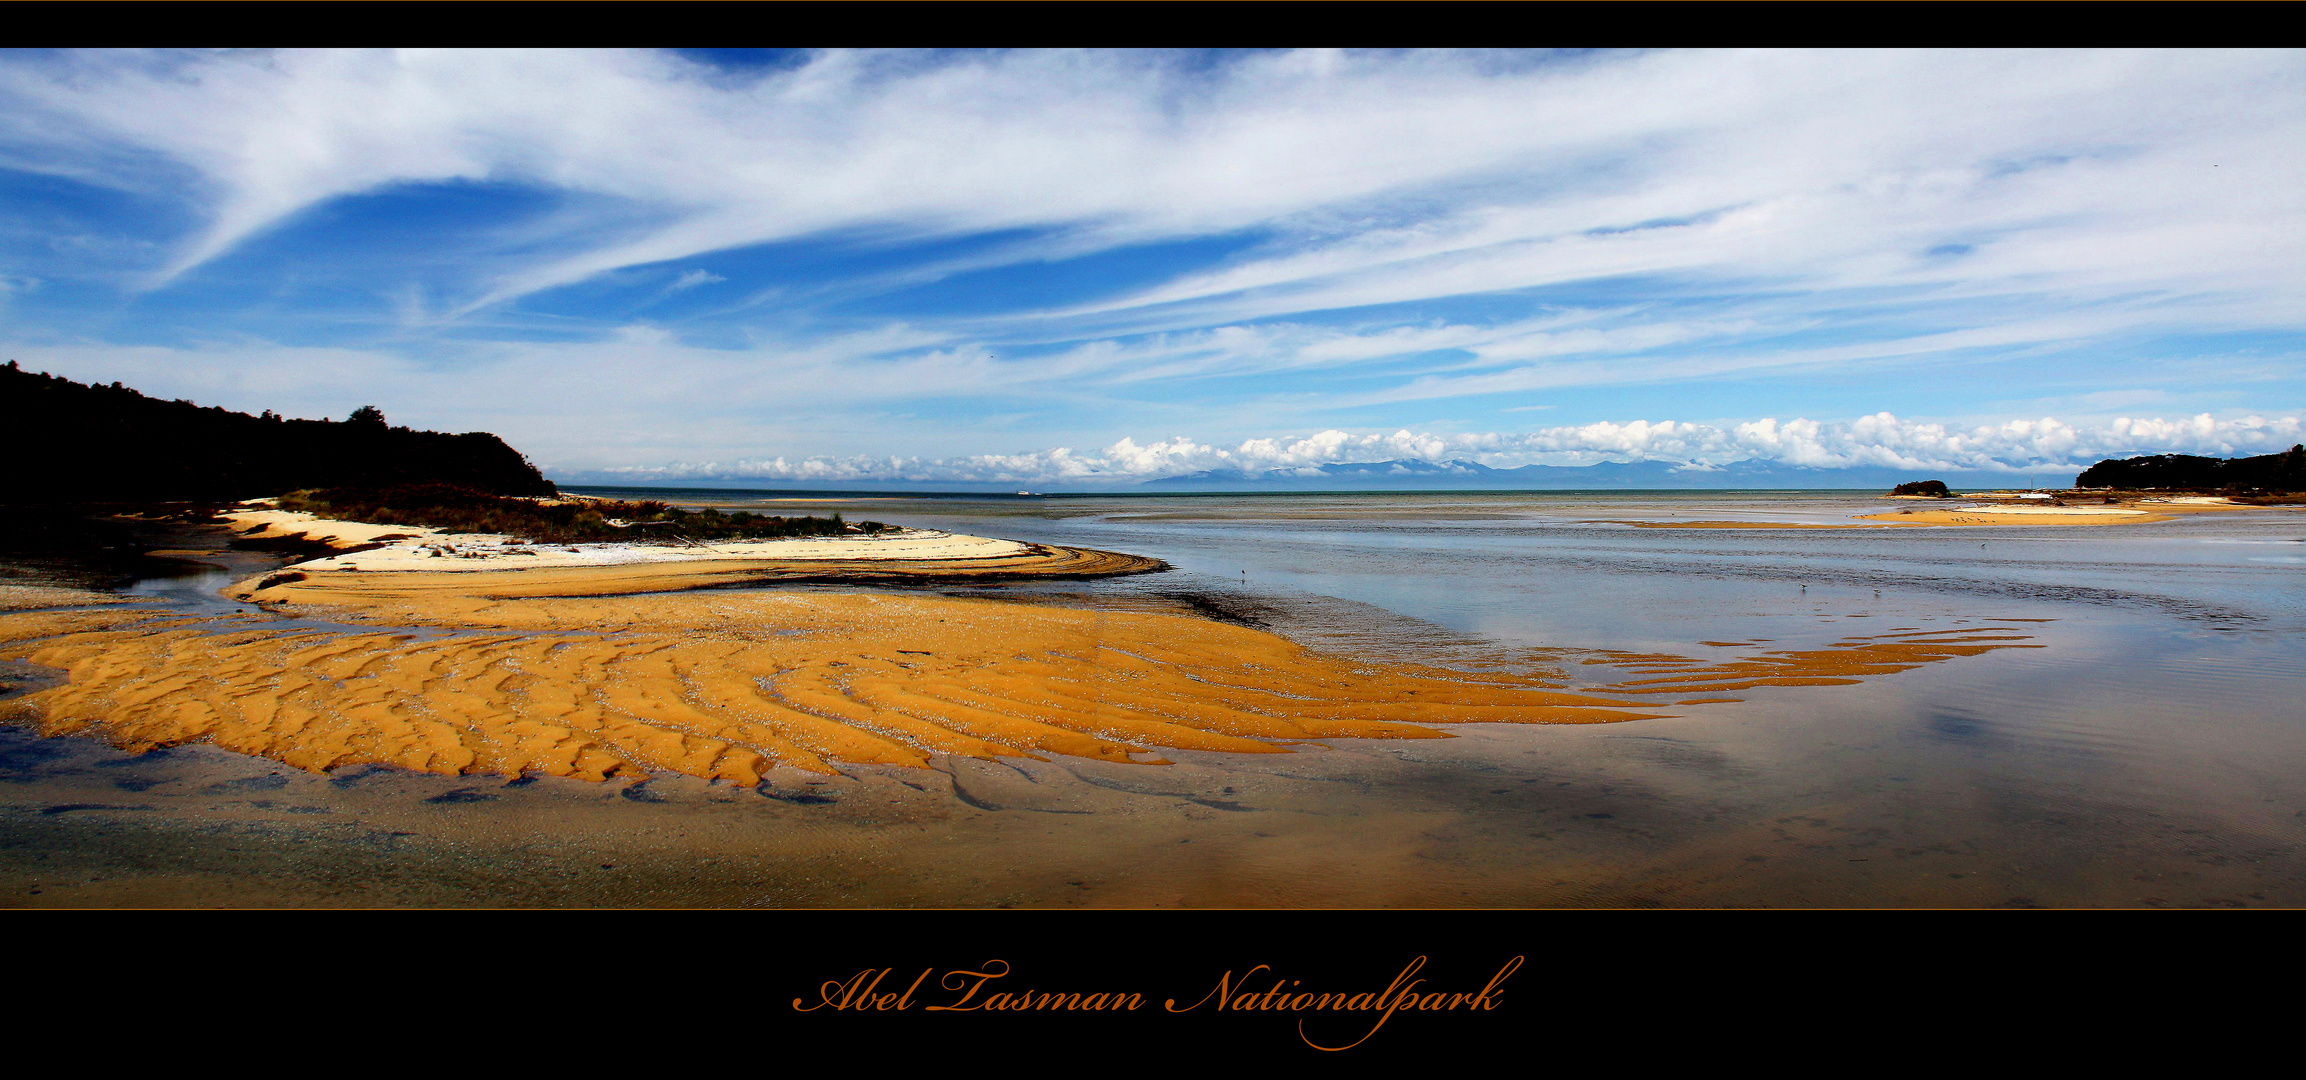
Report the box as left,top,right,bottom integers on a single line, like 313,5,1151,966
4,490,2303,908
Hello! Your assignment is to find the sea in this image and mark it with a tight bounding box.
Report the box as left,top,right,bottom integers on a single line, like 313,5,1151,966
3,488,2303,908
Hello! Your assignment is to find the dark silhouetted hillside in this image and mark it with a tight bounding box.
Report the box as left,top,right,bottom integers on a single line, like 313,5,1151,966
1,362,556,501
2076,444,2305,492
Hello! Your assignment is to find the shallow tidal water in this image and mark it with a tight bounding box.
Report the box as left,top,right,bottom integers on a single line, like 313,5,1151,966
4,489,2303,907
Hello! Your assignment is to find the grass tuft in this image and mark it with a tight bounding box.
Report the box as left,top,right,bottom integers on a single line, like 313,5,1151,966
275,484,898,544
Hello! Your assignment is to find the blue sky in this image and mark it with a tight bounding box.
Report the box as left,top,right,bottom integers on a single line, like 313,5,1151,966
2,49,2301,485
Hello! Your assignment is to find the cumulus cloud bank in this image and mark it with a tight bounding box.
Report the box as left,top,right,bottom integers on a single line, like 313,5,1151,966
595,413,2306,486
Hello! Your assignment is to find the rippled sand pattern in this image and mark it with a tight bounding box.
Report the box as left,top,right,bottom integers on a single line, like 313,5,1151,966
1,588,2041,785
1586,628,2044,696
0,591,1672,783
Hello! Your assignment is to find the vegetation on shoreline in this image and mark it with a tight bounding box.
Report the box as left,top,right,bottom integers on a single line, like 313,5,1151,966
274,484,896,544
1890,480,1952,497
3,362,554,501
2077,444,2305,494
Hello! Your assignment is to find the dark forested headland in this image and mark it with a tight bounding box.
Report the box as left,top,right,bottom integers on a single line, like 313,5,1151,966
2076,444,2306,493
1,362,555,502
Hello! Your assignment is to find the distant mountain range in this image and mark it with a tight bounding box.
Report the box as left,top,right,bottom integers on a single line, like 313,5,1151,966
1138,457,2080,492
564,456,2084,494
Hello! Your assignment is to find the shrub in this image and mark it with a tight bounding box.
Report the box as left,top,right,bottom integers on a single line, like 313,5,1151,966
274,484,896,544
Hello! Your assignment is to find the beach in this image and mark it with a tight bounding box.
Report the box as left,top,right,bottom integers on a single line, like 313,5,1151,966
4,488,2303,907
1852,504,2176,526
1614,494,2250,529
5,502,2047,787
219,505,1163,597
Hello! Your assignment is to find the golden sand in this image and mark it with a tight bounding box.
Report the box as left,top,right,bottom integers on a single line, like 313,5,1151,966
224,507,438,547
1627,520,1926,530
228,540,1164,603
1581,629,2044,694
0,591,1668,782
1855,506,2174,526
216,505,1166,597
1624,506,2194,528
1605,496,2297,530
2128,498,2257,515
220,506,1137,576
0,556,2045,787
1621,504,2192,529
0,584,131,612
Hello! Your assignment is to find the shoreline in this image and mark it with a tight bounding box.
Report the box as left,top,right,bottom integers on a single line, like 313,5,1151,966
219,505,1167,601
2,492,2292,910
0,496,2055,789
1853,504,2177,526
1544,494,2290,530
2,548,2043,787
1609,498,2265,529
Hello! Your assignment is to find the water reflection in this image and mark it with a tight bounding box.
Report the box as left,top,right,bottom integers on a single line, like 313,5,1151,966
3,491,2303,907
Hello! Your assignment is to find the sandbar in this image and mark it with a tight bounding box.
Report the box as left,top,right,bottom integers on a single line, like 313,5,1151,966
0,591,1672,781
219,507,1163,598
1628,520,1926,530
1621,503,2190,529
0,584,131,612
1855,504,2175,526
0,565,2043,786
0,503,2047,787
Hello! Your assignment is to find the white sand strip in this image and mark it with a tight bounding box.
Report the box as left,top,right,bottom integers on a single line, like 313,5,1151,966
218,507,1031,573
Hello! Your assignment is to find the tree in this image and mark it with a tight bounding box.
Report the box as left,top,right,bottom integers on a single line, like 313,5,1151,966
348,405,387,426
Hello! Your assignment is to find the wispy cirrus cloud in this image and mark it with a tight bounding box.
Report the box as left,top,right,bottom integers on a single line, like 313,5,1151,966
1,49,2300,477
7,50,2301,323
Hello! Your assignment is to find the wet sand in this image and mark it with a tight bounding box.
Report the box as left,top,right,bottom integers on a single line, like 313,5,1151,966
1855,505,2176,526
1612,491,2294,530
1618,504,2197,528
1629,520,1927,530
1553,496,2254,530
9,489,2298,908
233,544,1166,602
1,564,2041,789
0,584,131,612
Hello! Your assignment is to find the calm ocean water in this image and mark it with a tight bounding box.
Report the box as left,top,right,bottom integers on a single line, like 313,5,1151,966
5,489,2303,907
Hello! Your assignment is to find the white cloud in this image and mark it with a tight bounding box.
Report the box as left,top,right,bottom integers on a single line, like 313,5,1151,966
12,322,2300,482
5,51,2302,485
663,268,725,293
593,412,2306,486
5,48,2301,336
